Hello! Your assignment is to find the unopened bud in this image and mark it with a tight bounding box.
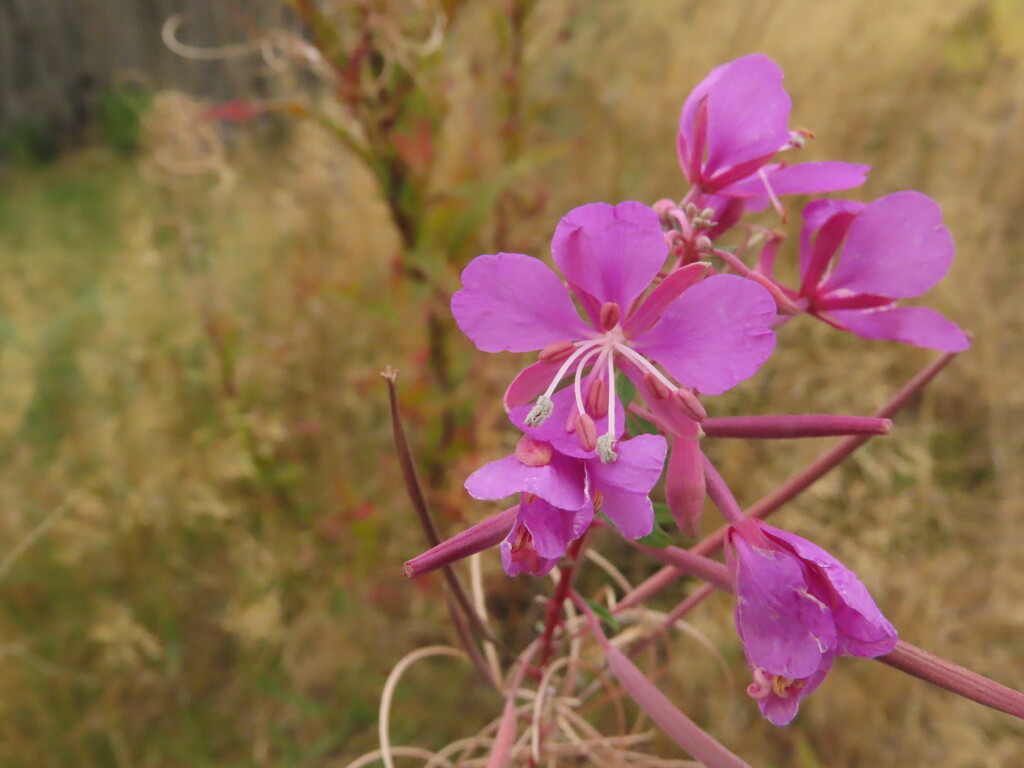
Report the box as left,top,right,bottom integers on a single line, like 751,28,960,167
515,435,553,467
701,207,716,220
673,388,707,422
586,378,609,418
683,202,699,217
596,434,618,463
599,301,621,331
643,371,672,400
576,413,598,452
538,340,576,364
525,395,554,427
694,235,712,253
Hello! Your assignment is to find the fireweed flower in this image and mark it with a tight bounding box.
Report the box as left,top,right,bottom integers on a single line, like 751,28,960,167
465,416,668,575
451,201,778,463
762,191,970,351
726,519,898,726
500,494,594,578
677,53,868,212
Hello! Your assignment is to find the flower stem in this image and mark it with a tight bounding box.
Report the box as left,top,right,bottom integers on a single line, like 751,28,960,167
615,350,960,612
879,641,1024,721
535,534,588,672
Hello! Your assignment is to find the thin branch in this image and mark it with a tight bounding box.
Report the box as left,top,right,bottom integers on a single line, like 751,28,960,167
616,351,960,611
382,368,496,642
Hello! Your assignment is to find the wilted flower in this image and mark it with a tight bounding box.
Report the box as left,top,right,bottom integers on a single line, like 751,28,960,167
452,201,777,462
761,191,970,351
726,519,898,725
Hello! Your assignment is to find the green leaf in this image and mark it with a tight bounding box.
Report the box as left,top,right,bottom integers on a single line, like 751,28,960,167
636,524,674,549
584,598,621,631
653,503,674,527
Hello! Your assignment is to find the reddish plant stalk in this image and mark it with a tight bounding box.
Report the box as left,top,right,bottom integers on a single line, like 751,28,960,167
616,350,959,612
879,641,1024,720
701,414,891,439
535,535,588,672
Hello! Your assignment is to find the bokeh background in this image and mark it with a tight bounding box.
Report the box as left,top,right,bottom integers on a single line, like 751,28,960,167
1,1,1022,766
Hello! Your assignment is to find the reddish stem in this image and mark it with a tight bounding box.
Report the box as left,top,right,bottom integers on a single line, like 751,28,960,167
535,535,588,672
615,351,959,612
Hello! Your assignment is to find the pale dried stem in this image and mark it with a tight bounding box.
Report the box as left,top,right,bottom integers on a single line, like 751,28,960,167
376,646,467,768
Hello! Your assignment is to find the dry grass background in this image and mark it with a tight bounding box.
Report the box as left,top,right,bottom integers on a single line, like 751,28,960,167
0,1,1022,766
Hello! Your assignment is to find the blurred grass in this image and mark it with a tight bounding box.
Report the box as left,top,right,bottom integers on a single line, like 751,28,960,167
0,0,1022,766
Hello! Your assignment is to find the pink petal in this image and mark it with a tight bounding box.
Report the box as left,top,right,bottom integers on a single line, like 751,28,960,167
465,453,586,511
757,658,832,726
504,361,559,411
452,252,591,353
623,262,710,338
821,191,954,299
827,306,971,352
520,496,592,559
798,199,865,277
730,536,837,679
764,525,899,658
721,161,870,200
632,275,776,395
699,54,792,179
585,434,668,539
550,202,668,311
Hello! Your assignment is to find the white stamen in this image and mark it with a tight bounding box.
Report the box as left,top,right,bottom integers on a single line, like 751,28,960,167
614,343,679,397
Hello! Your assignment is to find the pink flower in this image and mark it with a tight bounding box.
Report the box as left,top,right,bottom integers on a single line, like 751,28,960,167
726,519,898,726
677,54,868,208
765,192,970,351
501,495,593,577
466,427,668,574
452,201,777,462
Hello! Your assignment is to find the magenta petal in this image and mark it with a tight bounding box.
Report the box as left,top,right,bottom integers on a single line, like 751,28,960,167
504,362,558,411
827,306,971,352
702,54,791,175
623,262,709,338
821,191,954,298
520,496,592,559
550,202,668,310
722,162,870,200
465,453,586,511
764,525,898,658
731,536,837,679
452,252,591,353
798,199,865,277
633,275,776,395
510,386,625,458
585,434,667,539
757,658,832,726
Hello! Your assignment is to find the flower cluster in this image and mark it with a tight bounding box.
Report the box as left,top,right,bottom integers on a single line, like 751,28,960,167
412,53,969,729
